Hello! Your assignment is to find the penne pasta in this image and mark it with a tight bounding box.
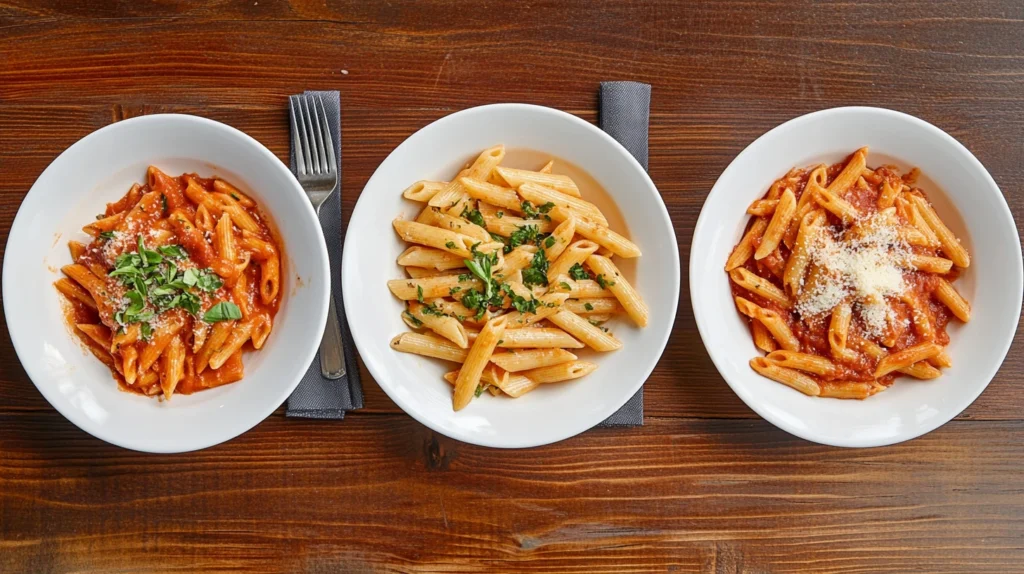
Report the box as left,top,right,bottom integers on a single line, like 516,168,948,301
494,166,582,197
586,254,648,327
548,206,641,258
755,188,796,260
909,194,970,268
521,360,597,384
518,182,608,226
453,316,506,410
489,348,578,372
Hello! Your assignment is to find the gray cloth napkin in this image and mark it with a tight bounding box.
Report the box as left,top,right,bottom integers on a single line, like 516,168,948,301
285,91,364,419
596,81,651,427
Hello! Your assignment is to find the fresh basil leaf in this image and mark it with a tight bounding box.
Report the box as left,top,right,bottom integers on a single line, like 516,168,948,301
158,245,188,260
99,231,115,241
182,268,199,287
139,322,154,341
416,285,424,303
203,301,242,323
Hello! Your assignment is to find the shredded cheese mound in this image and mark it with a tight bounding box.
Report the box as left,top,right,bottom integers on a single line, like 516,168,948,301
795,211,911,337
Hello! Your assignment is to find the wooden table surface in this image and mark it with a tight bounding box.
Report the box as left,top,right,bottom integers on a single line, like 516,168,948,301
2,1,1023,572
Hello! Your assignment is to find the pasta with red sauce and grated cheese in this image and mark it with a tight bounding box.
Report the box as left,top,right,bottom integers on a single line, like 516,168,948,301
725,148,971,399
55,167,283,399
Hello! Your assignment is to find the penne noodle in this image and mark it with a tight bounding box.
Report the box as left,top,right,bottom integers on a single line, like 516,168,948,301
813,187,859,224
55,277,98,310
906,253,953,274
518,182,607,226
397,246,468,270
521,360,598,384
766,350,836,376
747,199,778,217
909,194,970,268
538,160,555,174
459,177,523,212
819,381,879,400
495,166,581,197
934,277,970,322
388,275,483,300
391,332,468,363
209,319,255,370
489,348,578,372
547,309,622,352
453,316,507,410
586,254,648,327
393,218,482,258
875,342,943,377
754,188,796,260
751,320,777,353
725,218,768,271
826,147,867,198
407,301,469,348
160,335,186,400
563,298,623,315
548,206,640,258
542,216,575,263
467,327,584,349
403,180,448,202
213,178,255,208
750,357,821,396
729,267,791,309
547,240,599,284
417,205,492,243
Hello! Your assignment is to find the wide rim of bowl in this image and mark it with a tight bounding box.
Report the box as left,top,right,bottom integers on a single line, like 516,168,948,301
691,105,1023,448
343,102,680,448
3,113,331,453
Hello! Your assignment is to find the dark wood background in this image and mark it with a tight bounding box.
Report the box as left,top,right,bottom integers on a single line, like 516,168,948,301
2,1,1023,572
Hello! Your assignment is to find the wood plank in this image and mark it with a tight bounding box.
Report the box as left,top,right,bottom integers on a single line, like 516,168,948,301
1,412,1022,573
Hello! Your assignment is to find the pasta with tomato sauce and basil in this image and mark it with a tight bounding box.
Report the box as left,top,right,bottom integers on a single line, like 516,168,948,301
55,167,283,399
726,148,971,399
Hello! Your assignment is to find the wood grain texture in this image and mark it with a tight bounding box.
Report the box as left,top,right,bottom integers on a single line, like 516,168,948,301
1,0,1023,571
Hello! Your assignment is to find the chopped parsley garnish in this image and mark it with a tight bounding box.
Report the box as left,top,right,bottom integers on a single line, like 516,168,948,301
464,245,499,301
99,231,115,241
416,285,425,303
474,384,485,398
445,241,457,250
503,284,539,314
449,286,462,296
421,304,447,317
568,263,591,281
595,273,616,289
488,231,506,243
584,302,594,311
160,194,168,213
505,224,540,253
230,193,240,201
403,311,423,327
521,248,549,288
543,235,556,249
203,301,242,322
461,206,487,229
496,211,504,219
458,273,474,282
521,201,553,219
559,281,572,291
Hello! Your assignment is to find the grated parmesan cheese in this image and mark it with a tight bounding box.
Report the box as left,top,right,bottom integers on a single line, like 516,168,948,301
795,211,912,337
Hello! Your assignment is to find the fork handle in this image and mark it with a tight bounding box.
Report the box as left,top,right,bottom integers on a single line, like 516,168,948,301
319,294,347,380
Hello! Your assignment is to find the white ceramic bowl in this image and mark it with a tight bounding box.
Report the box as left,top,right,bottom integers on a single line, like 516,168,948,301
692,106,1022,447
3,114,330,453
343,104,679,448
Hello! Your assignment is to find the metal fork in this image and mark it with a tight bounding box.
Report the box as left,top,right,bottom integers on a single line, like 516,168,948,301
290,93,346,380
